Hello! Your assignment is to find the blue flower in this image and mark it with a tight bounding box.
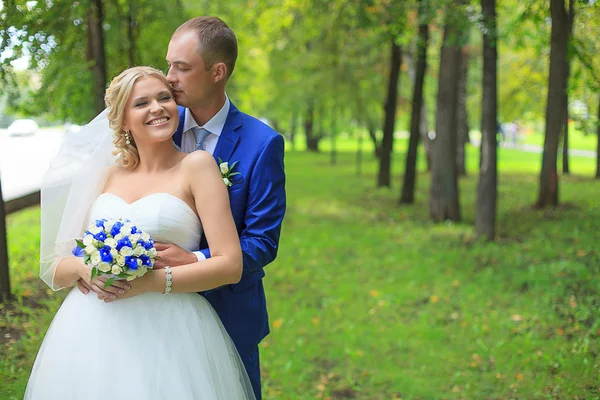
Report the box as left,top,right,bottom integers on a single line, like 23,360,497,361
93,231,107,242
95,219,107,228
140,255,152,267
72,246,84,257
111,221,124,237
116,237,132,251
125,256,138,270
99,246,113,263
131,226,142,235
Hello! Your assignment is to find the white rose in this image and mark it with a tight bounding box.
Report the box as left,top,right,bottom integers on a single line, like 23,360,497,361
88,225,102,235
220,162,229,174
223,178,231,187
132,246,144,257
141,232,150,242
148,248,157,258
105,219,117,231
117,255,126,266
82,234,94,246
84,245,97,255
122,223,133,234
130,234,141,244
98,262,111,273
90,251,101,266
104,238,117,249
111,265,122,275
113,233,124,241
120,246,133,256
110,249,119,259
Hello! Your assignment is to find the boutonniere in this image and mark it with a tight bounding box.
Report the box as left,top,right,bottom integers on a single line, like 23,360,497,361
218,157,240,187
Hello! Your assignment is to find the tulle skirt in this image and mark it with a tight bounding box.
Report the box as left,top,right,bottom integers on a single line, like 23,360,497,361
25,288,255,400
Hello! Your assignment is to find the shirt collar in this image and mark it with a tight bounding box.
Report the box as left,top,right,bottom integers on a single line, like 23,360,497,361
183,94,230,136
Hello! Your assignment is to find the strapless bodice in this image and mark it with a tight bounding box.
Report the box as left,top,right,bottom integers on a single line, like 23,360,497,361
88,192,202,251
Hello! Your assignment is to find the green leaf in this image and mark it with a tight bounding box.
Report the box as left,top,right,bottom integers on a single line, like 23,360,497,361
75,239,85,248
117,273,129,279
90,267,98,281
218,157,224,164
103,277,115,288
229,161,239,170
229,172,241,177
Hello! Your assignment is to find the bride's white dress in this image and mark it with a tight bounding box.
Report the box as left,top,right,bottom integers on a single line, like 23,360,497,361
25,192,255,400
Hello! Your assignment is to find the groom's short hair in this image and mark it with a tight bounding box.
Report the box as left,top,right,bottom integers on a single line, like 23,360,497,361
174,16,238,79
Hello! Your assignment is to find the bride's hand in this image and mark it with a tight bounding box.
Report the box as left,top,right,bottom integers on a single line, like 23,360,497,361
103,271,158,303
77,264,132,300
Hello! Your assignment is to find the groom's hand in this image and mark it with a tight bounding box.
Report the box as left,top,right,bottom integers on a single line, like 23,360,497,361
154,242,197,269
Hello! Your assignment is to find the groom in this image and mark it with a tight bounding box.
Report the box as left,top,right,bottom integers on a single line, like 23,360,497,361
160,16,285,399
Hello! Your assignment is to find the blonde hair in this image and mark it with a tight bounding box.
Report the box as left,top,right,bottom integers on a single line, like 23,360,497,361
104,66,172,169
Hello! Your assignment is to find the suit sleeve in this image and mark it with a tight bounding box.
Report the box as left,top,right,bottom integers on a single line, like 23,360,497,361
200,133,286,282
238,134,286,277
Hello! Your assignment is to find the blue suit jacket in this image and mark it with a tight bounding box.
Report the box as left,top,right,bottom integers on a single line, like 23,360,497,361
174,103,286,357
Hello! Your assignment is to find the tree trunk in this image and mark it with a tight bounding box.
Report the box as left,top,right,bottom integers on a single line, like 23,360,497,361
378,39,402,188
429,6,465,222
0,178,11,301
421,103,432,172
456,47,469,177
86,0,107,115
127,0,136,67
536,0,569,208
562,94,569,173
367,120,379,158
305,103,319,152
596,94,600,179
562,0,575,175
476,0,498,240
401,0,429,204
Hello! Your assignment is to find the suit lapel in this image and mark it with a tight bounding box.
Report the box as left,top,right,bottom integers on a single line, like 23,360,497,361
173,106,186,148
213,102,242,163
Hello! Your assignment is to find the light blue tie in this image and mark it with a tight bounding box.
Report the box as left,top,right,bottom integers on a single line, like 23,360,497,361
193,127,211,151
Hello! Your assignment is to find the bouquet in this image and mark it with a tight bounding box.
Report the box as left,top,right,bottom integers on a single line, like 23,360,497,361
74,218,156,287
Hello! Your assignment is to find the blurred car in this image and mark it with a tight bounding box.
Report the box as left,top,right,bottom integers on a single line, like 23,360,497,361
8,119,39,137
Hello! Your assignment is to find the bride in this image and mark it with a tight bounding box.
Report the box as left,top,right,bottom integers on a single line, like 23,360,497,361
25,66,255,399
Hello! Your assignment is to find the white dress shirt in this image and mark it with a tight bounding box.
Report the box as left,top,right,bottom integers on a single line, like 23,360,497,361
181,96,231,155
181,96,230,261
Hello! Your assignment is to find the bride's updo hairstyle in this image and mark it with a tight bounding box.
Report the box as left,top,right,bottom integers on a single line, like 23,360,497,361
104,66,172,169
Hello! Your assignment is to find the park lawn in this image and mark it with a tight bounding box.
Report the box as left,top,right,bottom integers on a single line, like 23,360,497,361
521,126,598,152
1,147,599,399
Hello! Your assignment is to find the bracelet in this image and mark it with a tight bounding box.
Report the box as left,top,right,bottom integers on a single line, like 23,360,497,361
163,266,172,295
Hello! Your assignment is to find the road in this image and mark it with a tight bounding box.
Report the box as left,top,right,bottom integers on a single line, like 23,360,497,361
0,128,64,201
0,129,596,203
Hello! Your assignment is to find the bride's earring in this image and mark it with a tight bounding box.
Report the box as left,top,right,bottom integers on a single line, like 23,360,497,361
124,130,131,146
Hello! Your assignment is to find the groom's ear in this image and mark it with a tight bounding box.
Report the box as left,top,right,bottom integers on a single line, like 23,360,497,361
212,62,228,83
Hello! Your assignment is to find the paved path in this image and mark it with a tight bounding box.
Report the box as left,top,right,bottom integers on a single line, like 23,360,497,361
0,128,64,201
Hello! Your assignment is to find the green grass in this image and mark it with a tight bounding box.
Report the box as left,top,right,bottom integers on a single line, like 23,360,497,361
2,146,599,399
520,126,598,153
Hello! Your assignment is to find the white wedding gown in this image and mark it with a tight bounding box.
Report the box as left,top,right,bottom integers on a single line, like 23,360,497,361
25,192,255,400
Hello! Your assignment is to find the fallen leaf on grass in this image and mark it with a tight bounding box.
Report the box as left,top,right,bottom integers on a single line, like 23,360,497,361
369,290,379,297
511,314,522,322
515,373,524,381
272,318,284,329
430,295,439,304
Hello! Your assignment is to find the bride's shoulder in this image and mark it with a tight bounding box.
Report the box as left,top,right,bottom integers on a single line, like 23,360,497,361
180,150,216,172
